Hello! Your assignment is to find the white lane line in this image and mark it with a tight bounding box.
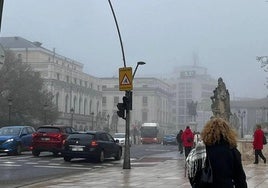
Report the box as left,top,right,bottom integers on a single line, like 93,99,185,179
25,162,39,165
0,164,21,167
34,165,92,170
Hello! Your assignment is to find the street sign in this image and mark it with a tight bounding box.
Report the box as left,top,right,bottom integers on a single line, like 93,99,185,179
119,67,133,91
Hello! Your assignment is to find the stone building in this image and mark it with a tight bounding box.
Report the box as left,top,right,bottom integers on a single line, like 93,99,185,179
0,36,103,131
163,65,217,131
101,77,174,134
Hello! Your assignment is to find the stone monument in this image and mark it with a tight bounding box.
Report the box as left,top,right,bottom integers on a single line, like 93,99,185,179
210,77,231,121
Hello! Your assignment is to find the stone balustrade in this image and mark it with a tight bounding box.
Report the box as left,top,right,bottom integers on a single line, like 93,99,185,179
237,139,268,163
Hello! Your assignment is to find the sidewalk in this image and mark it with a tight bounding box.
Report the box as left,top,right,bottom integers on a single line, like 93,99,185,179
23,152,268,188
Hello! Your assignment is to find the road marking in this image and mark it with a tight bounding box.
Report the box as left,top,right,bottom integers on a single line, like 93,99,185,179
0,164,21,167
34,165,93,170
26,162,39,165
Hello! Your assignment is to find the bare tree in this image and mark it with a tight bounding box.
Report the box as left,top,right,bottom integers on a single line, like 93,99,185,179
0,50,59,127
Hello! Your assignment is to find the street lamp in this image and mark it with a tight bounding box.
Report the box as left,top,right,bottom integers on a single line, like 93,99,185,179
238,110,246,138
123,61,146,169
133,61,146,79
107,114,110,130
8,97,12,125
91,112,94,130
44,103,48,124
70,108,74,127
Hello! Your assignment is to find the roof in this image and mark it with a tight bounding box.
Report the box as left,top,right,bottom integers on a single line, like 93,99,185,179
0,36,42,49
0,125,32,128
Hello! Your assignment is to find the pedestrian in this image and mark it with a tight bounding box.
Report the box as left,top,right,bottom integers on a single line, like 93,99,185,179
176,129,183,154
187,117,247,188
253,124,266,164
181,126,194,159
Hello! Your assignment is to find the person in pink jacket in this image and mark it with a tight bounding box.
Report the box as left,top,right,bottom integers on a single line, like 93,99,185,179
253,124,266,164
181,126,194,159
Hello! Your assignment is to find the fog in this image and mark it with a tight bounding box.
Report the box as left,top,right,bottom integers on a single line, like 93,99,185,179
1,0,268,98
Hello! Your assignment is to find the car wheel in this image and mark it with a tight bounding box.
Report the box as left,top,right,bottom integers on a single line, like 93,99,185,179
64,156,72,162
98,150,105,163
114,149,122,160
32,150,40,157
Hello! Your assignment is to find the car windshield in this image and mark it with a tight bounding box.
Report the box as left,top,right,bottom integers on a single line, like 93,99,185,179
68,133,94,142
114,134,125,138
165,135,175,137
0,127,21,136
37,127,60,133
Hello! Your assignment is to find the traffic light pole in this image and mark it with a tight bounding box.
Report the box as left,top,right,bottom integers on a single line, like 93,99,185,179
123,90,131,169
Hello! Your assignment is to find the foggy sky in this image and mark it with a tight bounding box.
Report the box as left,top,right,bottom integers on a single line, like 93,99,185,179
1,0,268,99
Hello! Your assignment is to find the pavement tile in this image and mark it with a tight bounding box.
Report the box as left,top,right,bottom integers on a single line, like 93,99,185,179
22,152,268,188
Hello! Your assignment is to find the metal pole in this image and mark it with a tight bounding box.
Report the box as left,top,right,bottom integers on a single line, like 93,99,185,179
123,91,131,169
8,104,11,125
0,0,4,32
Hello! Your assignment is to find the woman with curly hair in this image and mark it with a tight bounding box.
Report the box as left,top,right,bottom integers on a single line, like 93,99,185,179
187,117,247,188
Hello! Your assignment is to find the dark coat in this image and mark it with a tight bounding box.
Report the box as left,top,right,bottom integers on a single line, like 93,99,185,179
176,130,183,143
205,140,247,188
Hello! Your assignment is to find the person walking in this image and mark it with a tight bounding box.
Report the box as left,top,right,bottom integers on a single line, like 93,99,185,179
176,129,183,154
253,124,266,164
187,117,247,188
181,126,194,159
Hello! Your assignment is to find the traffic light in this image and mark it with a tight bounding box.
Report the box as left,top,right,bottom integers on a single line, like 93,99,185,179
117,102,126,119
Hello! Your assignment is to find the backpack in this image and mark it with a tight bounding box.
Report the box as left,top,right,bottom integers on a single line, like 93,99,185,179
263,135,267,145
187,137,193,143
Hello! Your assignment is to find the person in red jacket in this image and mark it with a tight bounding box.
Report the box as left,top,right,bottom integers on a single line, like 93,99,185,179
181,126,194,159
253,124,266,164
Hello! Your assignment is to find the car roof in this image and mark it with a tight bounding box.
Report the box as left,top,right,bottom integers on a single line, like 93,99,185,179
0,125,32,129
37,125,72,128
71,131,107,134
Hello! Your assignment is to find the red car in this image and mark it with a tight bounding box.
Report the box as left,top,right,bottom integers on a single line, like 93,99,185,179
32,125,75,156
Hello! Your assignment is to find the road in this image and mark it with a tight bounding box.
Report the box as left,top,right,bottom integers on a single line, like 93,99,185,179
0,144,178,188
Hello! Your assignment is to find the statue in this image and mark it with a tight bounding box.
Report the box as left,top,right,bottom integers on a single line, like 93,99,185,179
229,113,240,132
210,77,231,121
187,101,197,121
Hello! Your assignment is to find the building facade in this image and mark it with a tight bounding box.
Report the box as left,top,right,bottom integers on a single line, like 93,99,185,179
101,77,174,134
163,65,217,131
0,37,103,131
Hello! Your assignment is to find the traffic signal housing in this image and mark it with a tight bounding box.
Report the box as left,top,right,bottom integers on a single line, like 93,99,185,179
117,102,126,120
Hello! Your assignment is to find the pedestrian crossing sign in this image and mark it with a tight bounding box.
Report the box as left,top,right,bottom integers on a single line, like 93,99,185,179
119,67,133,91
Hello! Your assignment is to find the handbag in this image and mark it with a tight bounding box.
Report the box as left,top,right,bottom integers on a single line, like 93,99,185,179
263,135,267,145
200,154,213,184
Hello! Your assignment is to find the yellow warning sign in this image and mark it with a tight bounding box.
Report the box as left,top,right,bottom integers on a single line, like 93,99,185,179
119,67,133,91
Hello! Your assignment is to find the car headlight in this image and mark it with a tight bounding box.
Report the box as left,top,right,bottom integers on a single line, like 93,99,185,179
5,138,14,143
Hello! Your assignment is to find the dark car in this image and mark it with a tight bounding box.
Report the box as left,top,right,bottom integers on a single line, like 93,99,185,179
62,131,122,163
162,134,177,145
0,125,35,155
32,125,75,156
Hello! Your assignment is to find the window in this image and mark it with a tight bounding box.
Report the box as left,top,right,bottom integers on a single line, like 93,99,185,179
114,96,119,106
102,97,107,106
142,111,148,122
142,96,148,106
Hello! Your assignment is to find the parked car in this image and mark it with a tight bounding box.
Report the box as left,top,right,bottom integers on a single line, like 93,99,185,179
114,132,132,146
0,125,35,155
162,134,177,145
62,131,122,162
32,125,75,156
